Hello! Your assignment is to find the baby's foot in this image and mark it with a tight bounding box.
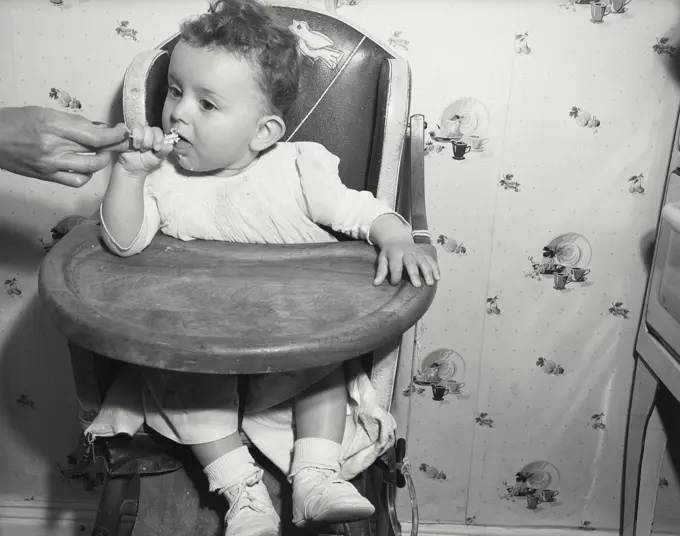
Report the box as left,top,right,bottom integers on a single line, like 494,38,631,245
223,469,280,536
291,467,374,527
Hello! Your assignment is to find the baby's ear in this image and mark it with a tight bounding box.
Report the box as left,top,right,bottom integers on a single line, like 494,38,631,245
252,115,286,152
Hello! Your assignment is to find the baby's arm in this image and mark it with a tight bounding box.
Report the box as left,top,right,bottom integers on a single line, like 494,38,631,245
295,142,439,287
367,213,414,246
101,166,148,249
368,214,438,287
100,124,172,256
100,165,159,256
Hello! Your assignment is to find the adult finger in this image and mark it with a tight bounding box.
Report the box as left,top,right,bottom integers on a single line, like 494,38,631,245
153,128,166,152
60,118,130,149
50,171,93,188
97,138,134,152
55,151,113,175
141,127,155,150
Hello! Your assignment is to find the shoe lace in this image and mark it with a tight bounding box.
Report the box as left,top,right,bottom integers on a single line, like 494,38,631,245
226,470,269,518
301,467,344,492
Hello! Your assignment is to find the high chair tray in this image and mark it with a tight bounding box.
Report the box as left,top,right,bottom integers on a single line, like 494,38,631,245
39,221,436,374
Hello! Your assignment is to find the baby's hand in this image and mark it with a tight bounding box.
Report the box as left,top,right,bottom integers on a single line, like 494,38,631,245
117,124,174,175
374,239,440,288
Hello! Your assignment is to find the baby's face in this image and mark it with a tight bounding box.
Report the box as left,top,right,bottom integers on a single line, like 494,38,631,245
162,41,268,174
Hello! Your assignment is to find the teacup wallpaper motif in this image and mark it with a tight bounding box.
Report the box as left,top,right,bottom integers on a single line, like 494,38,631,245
2,0,680,534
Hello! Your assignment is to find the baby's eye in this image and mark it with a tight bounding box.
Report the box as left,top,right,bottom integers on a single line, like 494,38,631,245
200,100,216,111
168,86,181,98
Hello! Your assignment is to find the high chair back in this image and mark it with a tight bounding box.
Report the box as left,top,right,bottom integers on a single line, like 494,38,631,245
124,3,410,204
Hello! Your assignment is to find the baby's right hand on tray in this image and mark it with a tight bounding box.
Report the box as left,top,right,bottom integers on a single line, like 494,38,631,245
117,124,174,175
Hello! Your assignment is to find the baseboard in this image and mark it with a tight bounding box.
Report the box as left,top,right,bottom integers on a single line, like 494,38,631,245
0,499,133,536
0,499,617,536
400,522,617,536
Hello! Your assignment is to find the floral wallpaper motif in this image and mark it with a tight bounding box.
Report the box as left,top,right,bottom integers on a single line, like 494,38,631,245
4,278,22,297
515,32,530,54
115,20,139,41
388,31,409,51
49,87,82,110
569,106,600,131
1,0,680,532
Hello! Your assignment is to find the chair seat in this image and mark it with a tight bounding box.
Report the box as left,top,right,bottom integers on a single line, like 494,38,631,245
39,221,436,374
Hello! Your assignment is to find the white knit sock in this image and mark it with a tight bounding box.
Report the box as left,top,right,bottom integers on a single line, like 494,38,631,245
289,437,341,480
203,446,258,493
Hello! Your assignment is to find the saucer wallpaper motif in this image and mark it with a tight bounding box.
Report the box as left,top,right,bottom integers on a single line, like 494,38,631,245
440,98,490,138
408,348,468,400
525,233,592,290
559,0,634,23
430,97,491,159
502,462,562,510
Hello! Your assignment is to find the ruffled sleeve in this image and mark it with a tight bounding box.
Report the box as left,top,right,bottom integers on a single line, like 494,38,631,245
294,142,410,244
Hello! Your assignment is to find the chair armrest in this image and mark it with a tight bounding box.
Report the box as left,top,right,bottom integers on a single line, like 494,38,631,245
409,114,436,259
51,210,100,241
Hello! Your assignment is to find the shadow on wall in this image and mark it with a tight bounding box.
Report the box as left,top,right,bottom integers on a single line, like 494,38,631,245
665,29,680,89
0,195,97,527
639,229,656,274
108,81,124,128
635,21,680,276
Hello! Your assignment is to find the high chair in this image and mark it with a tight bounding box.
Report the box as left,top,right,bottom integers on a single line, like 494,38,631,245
39,4,435,535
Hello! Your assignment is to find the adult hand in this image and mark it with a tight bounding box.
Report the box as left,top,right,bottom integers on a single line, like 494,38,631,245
0,106,130,187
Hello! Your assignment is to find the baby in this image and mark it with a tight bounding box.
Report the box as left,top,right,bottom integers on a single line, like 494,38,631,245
98,0,439,534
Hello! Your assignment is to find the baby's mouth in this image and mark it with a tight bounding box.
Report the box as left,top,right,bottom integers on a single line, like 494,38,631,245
174,133,192,149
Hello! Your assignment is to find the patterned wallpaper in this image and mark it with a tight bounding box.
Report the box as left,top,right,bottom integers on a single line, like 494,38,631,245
1,0,680,532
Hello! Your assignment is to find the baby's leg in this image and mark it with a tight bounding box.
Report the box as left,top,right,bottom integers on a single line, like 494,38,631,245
143,370,279,536
290,365,374,527
192,435,280,536
294,364,346,442
192,432,243,466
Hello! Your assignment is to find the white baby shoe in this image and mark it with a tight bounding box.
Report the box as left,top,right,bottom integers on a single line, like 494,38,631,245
223,469,280,536
291,467,375,527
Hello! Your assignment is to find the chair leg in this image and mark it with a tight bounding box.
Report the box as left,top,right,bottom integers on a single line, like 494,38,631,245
622,357,659,536
92,475,135,536
340,519,371,536
365,464,389,536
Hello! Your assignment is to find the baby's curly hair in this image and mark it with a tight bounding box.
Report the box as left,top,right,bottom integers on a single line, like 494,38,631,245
180,0,301,115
